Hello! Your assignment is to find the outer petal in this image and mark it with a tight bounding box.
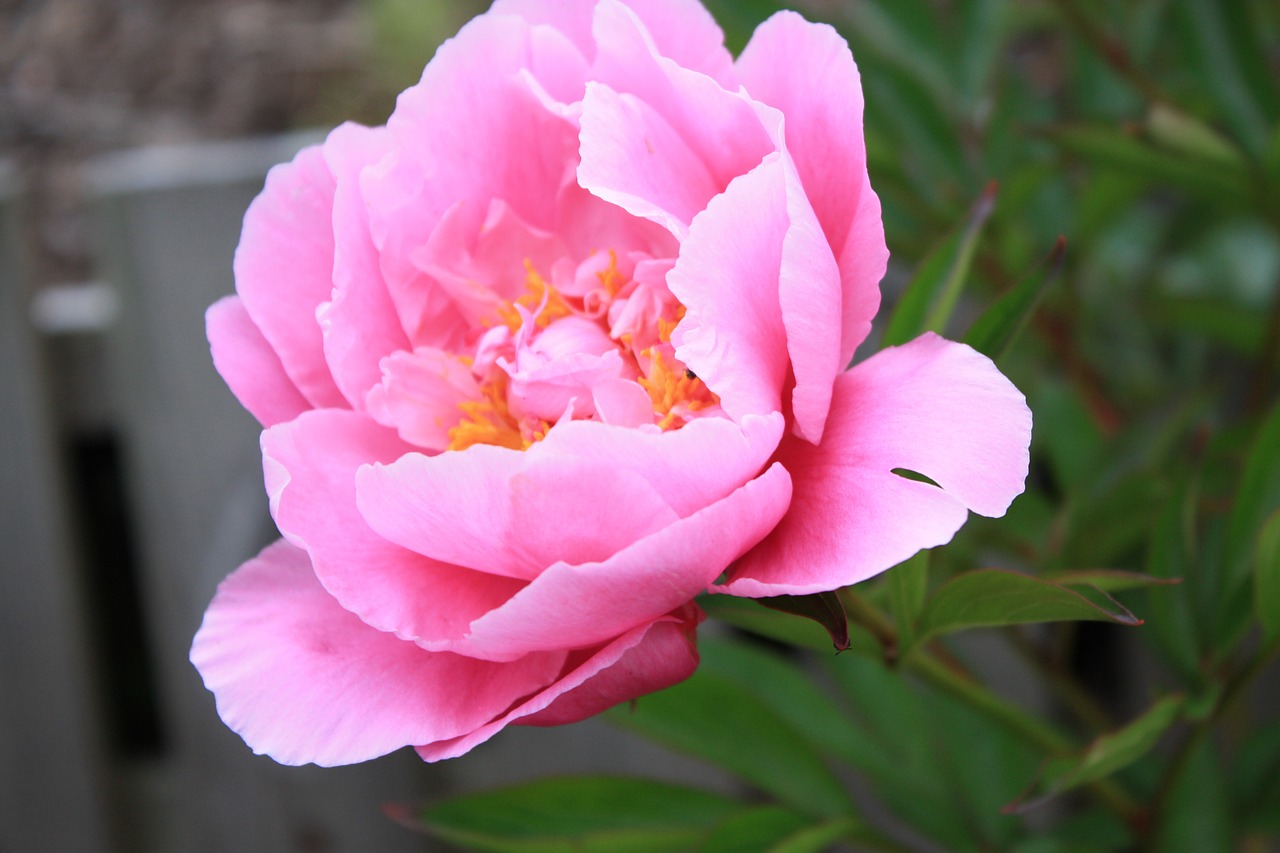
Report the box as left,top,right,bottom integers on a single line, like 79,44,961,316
718,334,1032,596
263,409,524,647
233,146,346,409
456,461,792,661
737,11,887,364
356,446,681,582
206,296,310,427
668,156,789,422
190,540,565,767
320,122,412,408
417,605,701,761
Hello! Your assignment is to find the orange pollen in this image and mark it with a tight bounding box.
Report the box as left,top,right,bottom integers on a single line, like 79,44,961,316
497,260,572,332
596,249,625,296
638,348,717,431
446,376,548,452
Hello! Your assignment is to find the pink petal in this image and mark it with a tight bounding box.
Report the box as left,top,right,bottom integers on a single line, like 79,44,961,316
233,145,345,409
737,11,887,363
668,156,789,422
492,0,736,86
578,81,719,239
455,461,792,660
417,605,701,761
320,122,411,408
585,1,772,212
717,334,1032,596
776,151,843,444
262,409,523,648
206,296,310,427
591,378,655,427
356,445,681,583
535,411,784,517
190,540,565,766
365,347,479,451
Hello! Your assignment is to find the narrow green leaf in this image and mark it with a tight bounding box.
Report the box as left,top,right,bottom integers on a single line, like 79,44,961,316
1254,509,1280,641
1005,695,1183,813
608,669,854,818
1145,479,1202,678
695,807,813,853
1172,0,1277,159
1146,103,1249,171
1049,124,1254,203
758,592,850,652
1044,569,1181,593
886,551,928,652
403,776,741,853
1214,403,1280,650
916,569,1142,641
881,182,997,347
965,235,1065,361
767,818,863,853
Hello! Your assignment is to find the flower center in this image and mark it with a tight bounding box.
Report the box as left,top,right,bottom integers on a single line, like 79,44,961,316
446,252,718,452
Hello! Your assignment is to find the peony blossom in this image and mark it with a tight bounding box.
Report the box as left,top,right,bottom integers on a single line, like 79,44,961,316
192,0,1031,766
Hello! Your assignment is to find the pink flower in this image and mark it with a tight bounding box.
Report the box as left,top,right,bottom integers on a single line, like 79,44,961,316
192,0,1031,766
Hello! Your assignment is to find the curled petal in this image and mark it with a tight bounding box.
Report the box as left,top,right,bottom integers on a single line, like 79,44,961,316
206,296,310,427
718,334,1031,596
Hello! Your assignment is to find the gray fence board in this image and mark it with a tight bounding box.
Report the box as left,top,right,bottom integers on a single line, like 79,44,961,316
0,162,115,852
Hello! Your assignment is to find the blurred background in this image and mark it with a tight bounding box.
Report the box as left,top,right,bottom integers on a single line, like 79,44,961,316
1,1,1277,851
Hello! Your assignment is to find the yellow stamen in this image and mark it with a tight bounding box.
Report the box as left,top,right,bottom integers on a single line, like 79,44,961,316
596,249,625,297
497,260,572,332
638,347,717,431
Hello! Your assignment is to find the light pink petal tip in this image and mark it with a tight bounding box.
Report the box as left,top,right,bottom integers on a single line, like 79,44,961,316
190,540,564,767
718,334,1032,596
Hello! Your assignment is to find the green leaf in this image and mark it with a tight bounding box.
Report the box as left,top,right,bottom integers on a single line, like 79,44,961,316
1210,403,1280,652
1049,124,1254,204
1005,695,1183,812
700,595,877,657
695,807,812,853
767,818,863,853
1044,569,1182,593
697,637,887,778
1254,509,1280,641
881,182,997,347
1145,479,1202,678
607,669,854,818
916,569,1142,640
757,592,850,652
1145,103,1250,171
1152,738,1233,852
886,551,928,652
1171,0,1278,159
965,235,1065,361
403,776,742,853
